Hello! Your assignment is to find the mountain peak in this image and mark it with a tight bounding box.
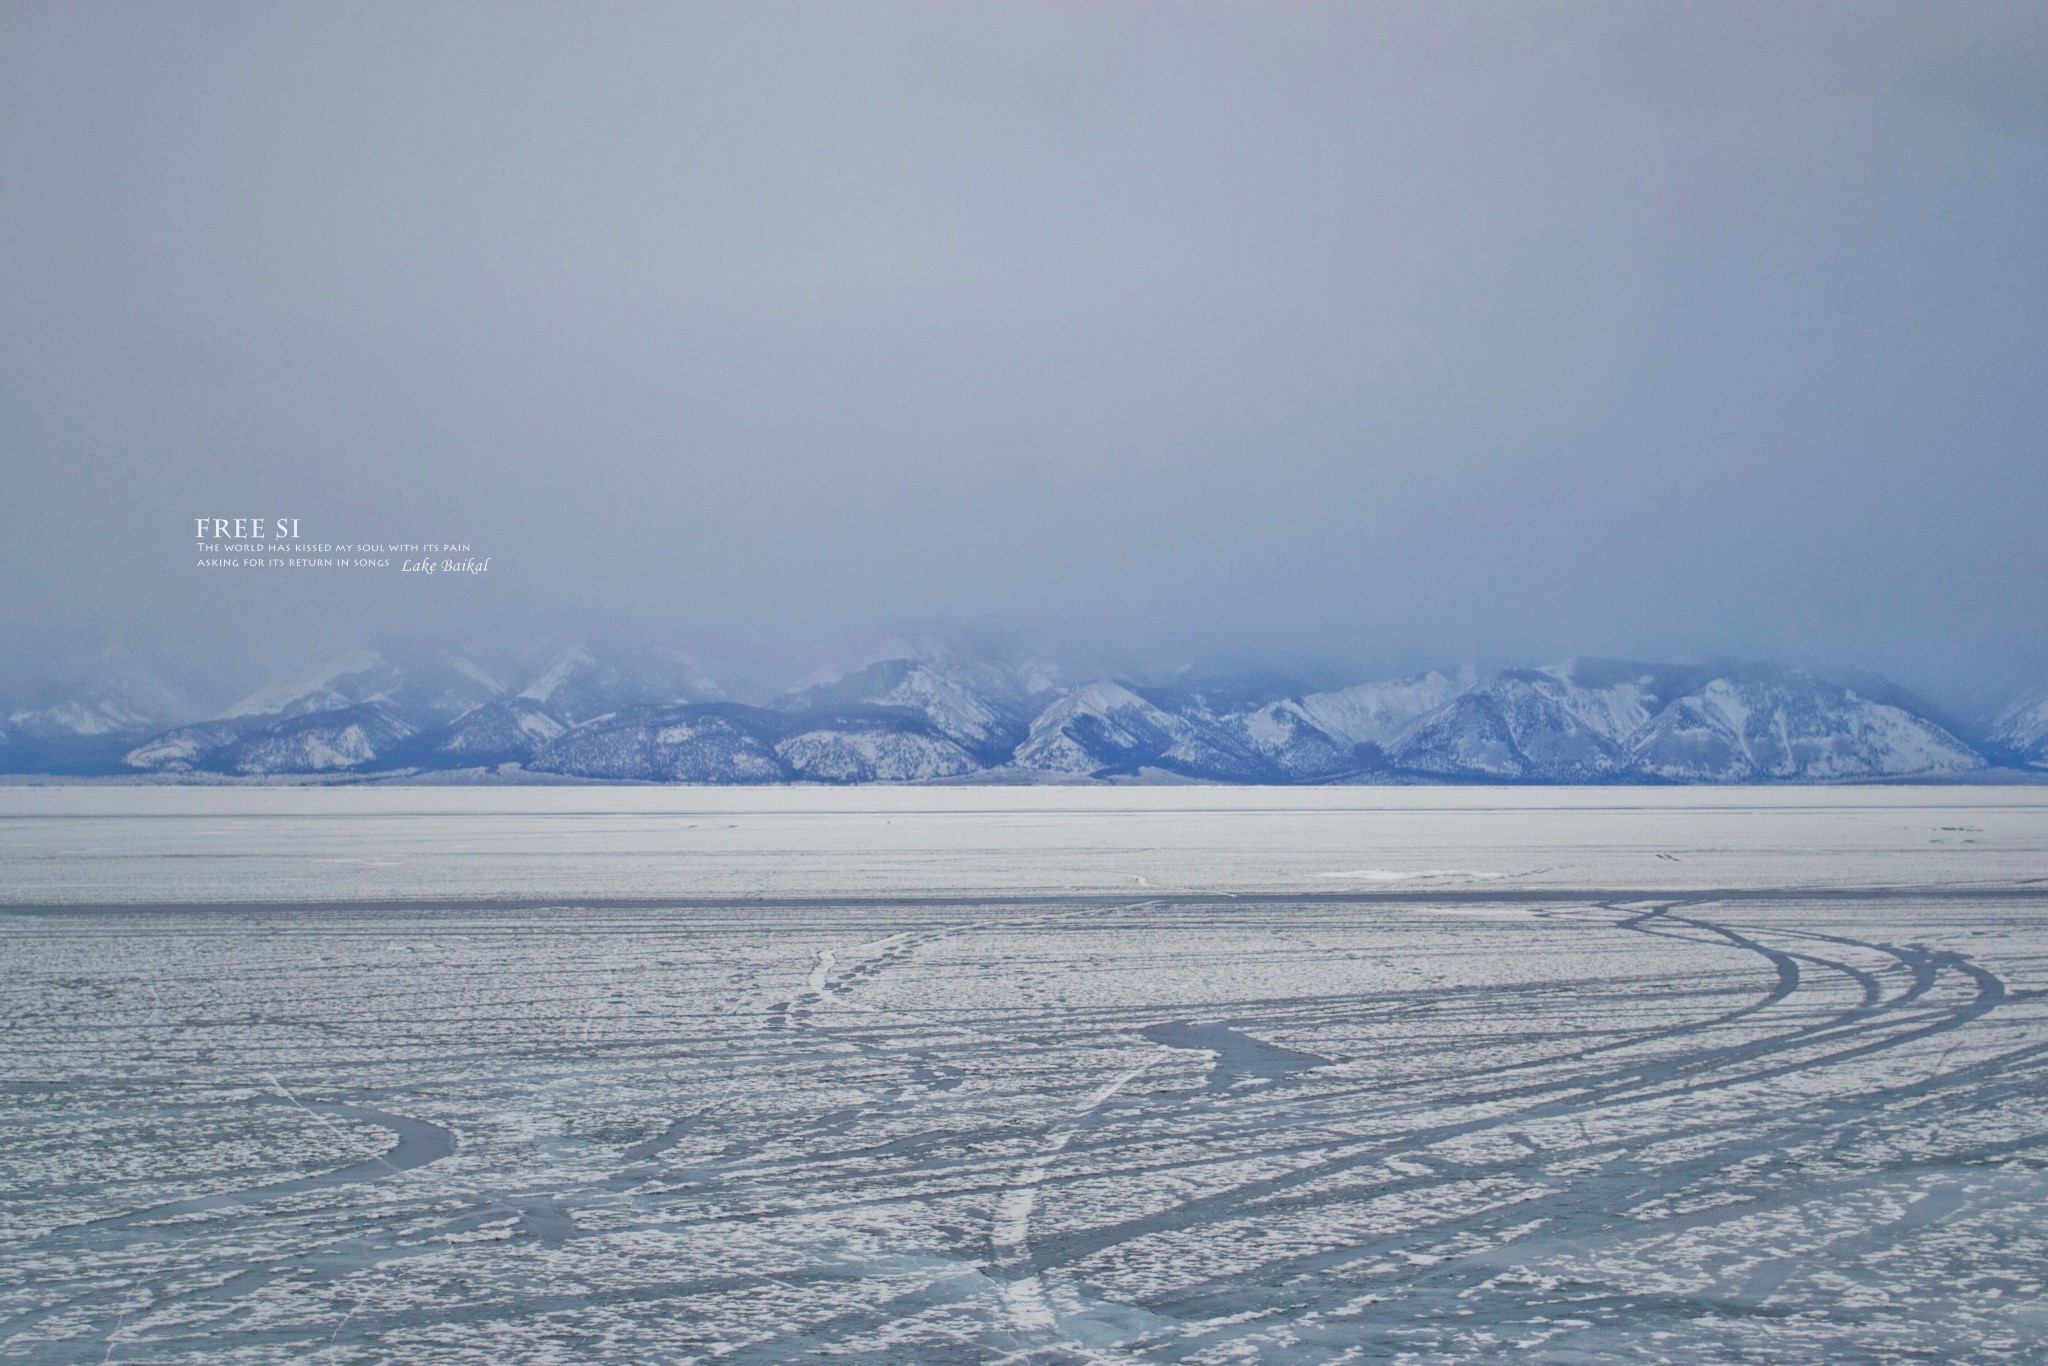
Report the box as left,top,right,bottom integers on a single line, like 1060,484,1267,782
517,644,598,704
223,648,390,719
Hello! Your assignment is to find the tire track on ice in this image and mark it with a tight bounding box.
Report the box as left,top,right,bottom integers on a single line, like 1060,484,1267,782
1052,913,2018,1357
1030,905,2007,1301
990,1052,1168,1359
73,1092,456,1235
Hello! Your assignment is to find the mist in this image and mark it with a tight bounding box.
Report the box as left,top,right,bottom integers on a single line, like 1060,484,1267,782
3,2,2045,700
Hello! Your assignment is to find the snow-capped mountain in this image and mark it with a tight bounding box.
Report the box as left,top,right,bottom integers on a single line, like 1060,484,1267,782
991,660,1987,785
114,639,741,776
772,651,1043,763
1221,669,1478,779
1372,661,1980,783
125,647,508,775
1380,661,1711,781
381,641,735,773
1010,680,1268,780
773,716,980,783
527,705,785,783
523,648,1038,784
1220,701,1359,781
220,648,400,720
423,697,568,769
5,697,167,743
1288,669,1479,748
11,637,2022,784
0,648,225,774
513,642,729,725
1626,670,1982,781
214,703,423,776
120,720,254,774
1385,674,1629,780
1987,682,2048,770
520,703,987,785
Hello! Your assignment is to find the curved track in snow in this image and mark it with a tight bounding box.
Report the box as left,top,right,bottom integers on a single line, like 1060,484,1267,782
5,887,2047,1363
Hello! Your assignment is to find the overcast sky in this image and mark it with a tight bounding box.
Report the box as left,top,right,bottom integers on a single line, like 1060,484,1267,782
3,2,2044,697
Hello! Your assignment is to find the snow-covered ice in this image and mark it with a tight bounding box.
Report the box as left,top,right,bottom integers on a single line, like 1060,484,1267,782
3,787,2047,1362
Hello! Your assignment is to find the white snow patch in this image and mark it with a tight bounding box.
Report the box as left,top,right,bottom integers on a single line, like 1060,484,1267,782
518,645,596,704
226,649,386,718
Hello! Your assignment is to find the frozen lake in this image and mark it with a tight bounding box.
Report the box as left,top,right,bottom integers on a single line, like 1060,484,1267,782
4,787,2048,1362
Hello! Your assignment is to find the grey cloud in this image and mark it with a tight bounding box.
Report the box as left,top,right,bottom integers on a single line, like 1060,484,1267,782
2,2,2044,697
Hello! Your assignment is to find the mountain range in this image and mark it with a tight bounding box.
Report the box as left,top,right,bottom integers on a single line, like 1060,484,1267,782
4,641,2045,784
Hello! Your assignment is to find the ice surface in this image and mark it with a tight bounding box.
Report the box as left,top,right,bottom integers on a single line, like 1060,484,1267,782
2,785,2044,905
3,788,2047,1362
